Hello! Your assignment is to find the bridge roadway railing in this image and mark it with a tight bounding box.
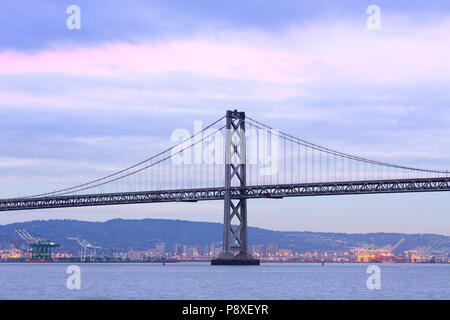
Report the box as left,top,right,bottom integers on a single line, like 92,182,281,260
1,177,450,211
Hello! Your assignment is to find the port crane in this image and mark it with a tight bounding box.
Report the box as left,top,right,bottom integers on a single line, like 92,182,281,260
409,239,445,262
15,229,38,245
382,238,405,253
67,237,101,262
352,239,405,262
14,229,59,261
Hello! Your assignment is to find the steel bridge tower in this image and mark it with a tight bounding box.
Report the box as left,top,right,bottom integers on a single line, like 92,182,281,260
212,110,259,265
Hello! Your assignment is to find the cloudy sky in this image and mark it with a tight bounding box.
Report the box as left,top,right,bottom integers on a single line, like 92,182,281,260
0,1,449,235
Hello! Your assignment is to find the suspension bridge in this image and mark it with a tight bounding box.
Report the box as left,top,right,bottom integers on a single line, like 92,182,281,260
1,110,449,264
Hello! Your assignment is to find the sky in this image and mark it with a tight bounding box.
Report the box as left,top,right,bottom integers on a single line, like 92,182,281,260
0,1,449,235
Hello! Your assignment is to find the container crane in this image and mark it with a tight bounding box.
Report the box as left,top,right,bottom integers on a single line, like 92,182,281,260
14,229,60,261
67,237,101,262
410,240,444,262
388,238,405,253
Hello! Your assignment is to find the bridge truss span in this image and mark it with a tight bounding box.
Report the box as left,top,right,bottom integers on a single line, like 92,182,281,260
1,177,449,211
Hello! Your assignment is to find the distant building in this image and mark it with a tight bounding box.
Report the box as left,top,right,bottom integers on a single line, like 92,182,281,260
155,242,166,258
252,244,266,257
174,243,184,256
277,249,292,257
266,243,278,257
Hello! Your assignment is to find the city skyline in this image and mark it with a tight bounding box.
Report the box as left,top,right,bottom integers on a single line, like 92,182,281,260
3,240,447,264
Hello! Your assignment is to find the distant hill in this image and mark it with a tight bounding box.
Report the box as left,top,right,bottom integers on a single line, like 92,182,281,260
0,218,449,254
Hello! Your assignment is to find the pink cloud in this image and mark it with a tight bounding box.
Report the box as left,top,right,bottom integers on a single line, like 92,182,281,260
0,40,320,83
1,16,450,100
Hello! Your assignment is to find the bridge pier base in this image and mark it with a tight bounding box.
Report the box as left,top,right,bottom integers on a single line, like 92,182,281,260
211,255,260,266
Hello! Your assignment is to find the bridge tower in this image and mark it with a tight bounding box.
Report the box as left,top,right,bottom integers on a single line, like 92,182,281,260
211,110,259,265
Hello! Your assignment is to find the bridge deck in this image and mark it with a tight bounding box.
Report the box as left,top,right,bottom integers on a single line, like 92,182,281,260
1,177,449,211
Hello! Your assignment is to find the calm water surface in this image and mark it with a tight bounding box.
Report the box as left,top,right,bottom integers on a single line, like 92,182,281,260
0,263,448,299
